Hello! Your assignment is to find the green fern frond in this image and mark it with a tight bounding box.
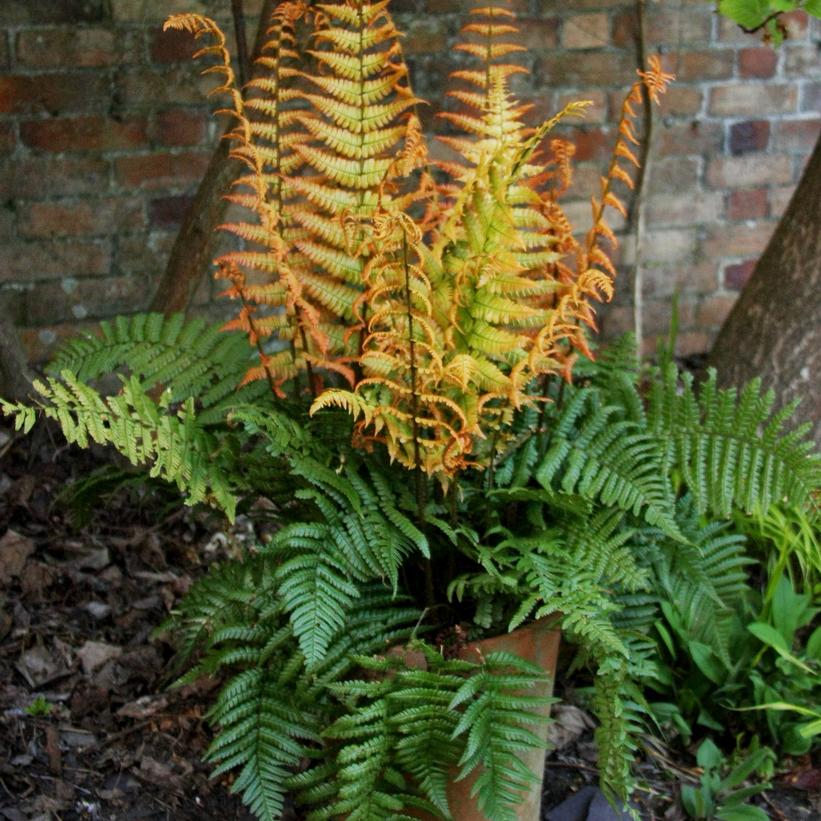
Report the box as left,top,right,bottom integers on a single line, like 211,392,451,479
648,366,820,517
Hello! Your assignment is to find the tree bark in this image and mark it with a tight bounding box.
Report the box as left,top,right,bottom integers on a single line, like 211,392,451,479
708,132,821,446
148,0,276,315
0,307,33,402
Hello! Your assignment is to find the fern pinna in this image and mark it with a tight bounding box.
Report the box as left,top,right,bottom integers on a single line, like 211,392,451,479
4,2,821,820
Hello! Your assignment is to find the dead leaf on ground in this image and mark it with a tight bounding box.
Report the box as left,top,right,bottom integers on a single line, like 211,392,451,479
547,704,596,751
16,643,61,687
117,694,169,719
0,530,34,583
76,640,122,675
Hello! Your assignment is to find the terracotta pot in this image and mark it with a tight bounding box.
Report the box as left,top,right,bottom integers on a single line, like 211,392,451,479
408,618,561,821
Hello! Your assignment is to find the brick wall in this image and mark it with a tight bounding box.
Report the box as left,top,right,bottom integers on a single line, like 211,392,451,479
0,0,819,362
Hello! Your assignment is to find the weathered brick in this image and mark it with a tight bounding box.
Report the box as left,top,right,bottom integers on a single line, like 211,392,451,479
0,31,9,70
0,123,15,153
15,28,118,69
111,0,211,22
728,120,770,155
724,260,756,290
781,10,810,39
20,116,148,152
151,109,209,147
149,25,198,63
726,188,768,221
647,157,701,196
773,119,821,153
1,0,107,25
115,232,176,276
706,154,792,188
555,89,608,124
709,84,798,117
25,274,150,325
17,198,145,239
676,330,713,357
534,52,634,88
19,320,100,364
515,18,560,52
114,151,211,189
614,8,711,48
562,14,609,50
783,44,820,77
701,223,775,260
646,192,723,227
149,195,195,228
768,185,797,219
0,240,111,283
738,47,778,78
0,74,109,115
657,87,703,118
802,82,821,114
656,120,723,156
697,294,737,327
0,157,111,198
116,67,212,111
673,50,735,82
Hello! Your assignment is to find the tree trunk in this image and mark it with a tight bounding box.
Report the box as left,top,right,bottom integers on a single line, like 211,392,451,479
709,133,821,446
148,0,276,315
0,307,33,402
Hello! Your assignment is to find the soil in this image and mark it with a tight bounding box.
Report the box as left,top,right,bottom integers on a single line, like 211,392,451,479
1,422,819,821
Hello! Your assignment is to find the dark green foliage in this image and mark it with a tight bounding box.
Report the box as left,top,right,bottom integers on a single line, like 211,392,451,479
4,314,819,820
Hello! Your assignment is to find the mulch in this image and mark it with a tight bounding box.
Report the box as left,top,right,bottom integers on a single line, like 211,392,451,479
0,422,818,821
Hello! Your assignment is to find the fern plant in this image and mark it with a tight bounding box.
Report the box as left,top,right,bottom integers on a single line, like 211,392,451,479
2,2,820,820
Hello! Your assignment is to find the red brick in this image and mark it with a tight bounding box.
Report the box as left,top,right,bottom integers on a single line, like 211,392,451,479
728,120,770,155
149,25,198,63
707,154,792,188
709,84,798,117
15,28,117,69
569,127,612,162
149,195,195,228
738,47,778,78
18,198,145,238
724,260,756,290
0,240,111,283
768,185,796,219
151,109,208,147
20,116,148,152
0,157,110,198
726,189,768,221
781,10,809,39
0,74,108,115
114,150,211,189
